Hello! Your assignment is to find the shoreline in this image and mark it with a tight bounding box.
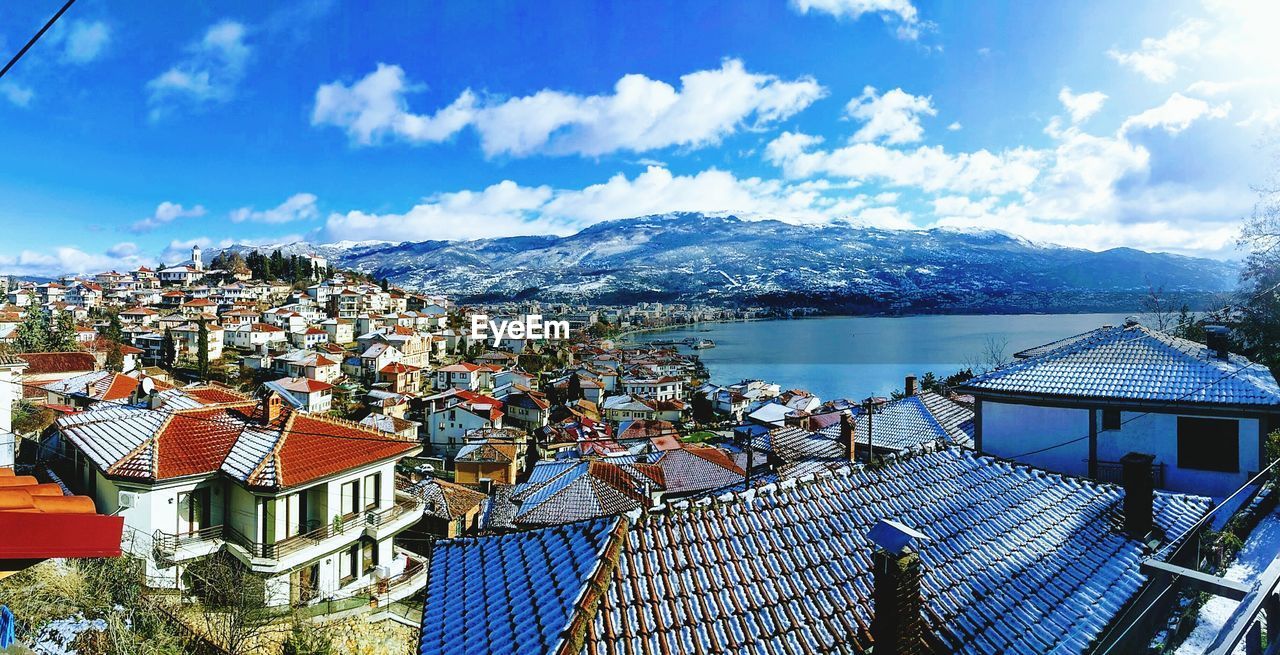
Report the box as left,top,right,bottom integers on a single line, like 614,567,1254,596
614,310,1137,344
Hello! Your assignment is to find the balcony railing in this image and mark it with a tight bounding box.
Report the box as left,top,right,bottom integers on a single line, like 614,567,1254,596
224,495,424,561
151,494,423,564
1089,459,1166,488
152,525,225,561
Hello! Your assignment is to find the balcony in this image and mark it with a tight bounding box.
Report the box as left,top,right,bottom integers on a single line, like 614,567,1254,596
224,494,424,566
1088,458,1166,488
152,525,226,563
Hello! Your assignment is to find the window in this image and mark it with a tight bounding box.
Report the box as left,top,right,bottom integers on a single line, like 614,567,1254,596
363,473,381,510
341,480,360,516
1177,417,1239,473
1102,409,1122,431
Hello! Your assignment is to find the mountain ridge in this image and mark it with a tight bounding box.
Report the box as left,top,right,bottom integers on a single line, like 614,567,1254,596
215,212,1240,312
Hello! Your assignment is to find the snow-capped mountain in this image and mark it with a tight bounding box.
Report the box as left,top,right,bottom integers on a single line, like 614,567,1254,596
215,213,1239,311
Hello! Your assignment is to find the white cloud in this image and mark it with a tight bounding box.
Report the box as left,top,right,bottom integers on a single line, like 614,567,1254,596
147,20,251,119
0,82,33,107
61,20,111,63
130,202,207,233
764,131,1044,195
312,59,826,158
0,245,146,278
1057,87,1108,124
946,121,962,131
1107,19,1206,83
324,165,885,242
106,242,138,258
790,0,923,40
844,86,936,144
1119,92,1231,135
159,238,211,264
230,193,319,223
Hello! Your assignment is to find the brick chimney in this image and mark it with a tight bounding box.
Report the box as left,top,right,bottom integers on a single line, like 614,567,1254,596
840,412,854,462
1121,451,1155,537
263,392,284,424
868,520,930,655
1204,325,1231,360
904,375,917,397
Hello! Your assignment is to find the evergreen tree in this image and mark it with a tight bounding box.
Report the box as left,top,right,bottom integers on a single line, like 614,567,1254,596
104,310,124,344
13,304,51,353
161,328,177,368
690,391,715,423
105,342,125,372
269,250,285,280
567,374,583,402
51,312,79,352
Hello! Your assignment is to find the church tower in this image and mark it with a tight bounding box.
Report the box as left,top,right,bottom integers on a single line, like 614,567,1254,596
192,244,203,271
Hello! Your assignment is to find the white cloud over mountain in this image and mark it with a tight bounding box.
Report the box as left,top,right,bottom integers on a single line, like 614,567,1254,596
230,193,319,223
130,202,207,234
147,20,252,120
311,59,826,157
844,86,936,144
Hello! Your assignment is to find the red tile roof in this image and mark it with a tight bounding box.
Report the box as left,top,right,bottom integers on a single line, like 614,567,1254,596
18,352,96,375
185,385,252,405
154,405,254,479
273,414,420,487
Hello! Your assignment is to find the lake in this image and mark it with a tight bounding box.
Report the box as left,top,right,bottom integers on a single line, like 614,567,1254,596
623,313,1132,400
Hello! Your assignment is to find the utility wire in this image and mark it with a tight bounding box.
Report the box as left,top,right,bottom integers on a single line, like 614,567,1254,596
0,0,78,81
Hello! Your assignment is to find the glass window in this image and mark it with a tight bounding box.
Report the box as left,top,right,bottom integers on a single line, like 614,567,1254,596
1102,409,1122,431
341,480,360,515
363,473,380,510
1177,417,1239,472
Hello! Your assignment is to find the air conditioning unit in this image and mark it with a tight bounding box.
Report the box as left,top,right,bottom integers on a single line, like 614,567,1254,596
118,490,140,509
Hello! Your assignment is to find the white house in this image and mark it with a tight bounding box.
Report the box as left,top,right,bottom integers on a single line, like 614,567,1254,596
225,323,288,351
265,377,334,413
423,389,505,458
622,376,684,402
960,322,1280,498
55,392,425,607
0,355,28,467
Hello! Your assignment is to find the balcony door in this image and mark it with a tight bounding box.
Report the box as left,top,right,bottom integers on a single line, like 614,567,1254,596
176,487,211,536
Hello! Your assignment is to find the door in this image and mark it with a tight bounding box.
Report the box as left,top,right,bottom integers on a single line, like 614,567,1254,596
176,487,211,535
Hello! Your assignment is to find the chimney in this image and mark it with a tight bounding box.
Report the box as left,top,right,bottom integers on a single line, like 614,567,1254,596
1204,325,1231,360
263,392,284,424
840,412,854,462
868,520,930,655
1121,452,1155,538
904,375,917,397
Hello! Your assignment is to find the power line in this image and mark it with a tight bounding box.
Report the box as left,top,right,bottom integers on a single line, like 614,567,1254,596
0,0,78,81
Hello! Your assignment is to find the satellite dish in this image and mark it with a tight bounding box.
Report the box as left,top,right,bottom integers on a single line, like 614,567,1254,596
140,377,155,396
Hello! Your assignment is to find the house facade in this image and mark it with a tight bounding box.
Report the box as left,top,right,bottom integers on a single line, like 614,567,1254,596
960,322,1280,498
54,392,424,607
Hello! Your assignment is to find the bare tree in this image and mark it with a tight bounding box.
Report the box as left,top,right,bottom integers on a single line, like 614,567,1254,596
1139,283,1179,333
183,551,289,654
965,335,1010,374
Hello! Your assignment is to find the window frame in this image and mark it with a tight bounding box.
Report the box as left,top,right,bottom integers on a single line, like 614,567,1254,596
1176,416,1240,473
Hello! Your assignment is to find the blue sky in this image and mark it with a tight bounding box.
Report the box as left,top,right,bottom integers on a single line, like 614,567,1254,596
0,0,1276,276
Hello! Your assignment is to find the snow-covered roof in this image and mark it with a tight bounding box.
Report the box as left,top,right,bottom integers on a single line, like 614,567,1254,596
962,322,1280,406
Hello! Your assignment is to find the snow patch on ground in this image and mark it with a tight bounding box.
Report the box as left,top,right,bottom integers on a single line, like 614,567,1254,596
1175,511,1280,654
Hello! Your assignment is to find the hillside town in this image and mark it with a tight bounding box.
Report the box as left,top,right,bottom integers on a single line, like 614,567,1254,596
0,240,1277,655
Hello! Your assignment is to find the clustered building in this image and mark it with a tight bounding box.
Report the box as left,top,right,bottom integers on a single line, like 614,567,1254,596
2,251,1278,653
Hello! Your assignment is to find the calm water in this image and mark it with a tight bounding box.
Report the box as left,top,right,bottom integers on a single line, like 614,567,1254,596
625,313,1131,400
